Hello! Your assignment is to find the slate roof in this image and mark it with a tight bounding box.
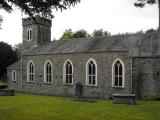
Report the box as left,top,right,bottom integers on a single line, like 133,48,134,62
7,60,21,69
23,32,160,57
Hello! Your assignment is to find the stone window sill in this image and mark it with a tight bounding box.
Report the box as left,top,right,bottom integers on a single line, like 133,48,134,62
63,83,74,86
112,86,125,89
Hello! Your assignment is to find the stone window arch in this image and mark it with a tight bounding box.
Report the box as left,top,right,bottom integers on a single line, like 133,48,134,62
86,58,97,86
27,28,32,41
112,58,125,87
27,61,35,82
63,59,73,85
44,60,53,83
12,70,16,81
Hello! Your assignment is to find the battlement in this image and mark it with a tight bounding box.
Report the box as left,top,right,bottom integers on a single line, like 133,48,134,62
22,16,52,27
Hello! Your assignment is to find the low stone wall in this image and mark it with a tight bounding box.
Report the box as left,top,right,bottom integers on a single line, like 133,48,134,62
0,89,15,96
112,94,136,105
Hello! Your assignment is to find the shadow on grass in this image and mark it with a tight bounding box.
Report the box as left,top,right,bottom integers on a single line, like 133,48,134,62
72,99,97,103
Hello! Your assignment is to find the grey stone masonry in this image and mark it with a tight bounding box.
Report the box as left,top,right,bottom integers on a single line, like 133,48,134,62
17,52,132,99
22,16,52,51
132,57,160,98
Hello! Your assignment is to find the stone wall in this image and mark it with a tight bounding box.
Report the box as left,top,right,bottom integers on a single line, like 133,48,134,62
132,57,160,98
9,52,132,99
7,69,21,91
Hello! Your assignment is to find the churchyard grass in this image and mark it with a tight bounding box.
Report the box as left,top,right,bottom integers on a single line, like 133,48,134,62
0,93,160,120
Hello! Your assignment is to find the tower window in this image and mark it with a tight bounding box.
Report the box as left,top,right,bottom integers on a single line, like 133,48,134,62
27,28,32,41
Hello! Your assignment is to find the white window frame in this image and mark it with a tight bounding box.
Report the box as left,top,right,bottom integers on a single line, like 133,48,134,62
27,61,35,82
63,59,73,85
12,70,16,81
27,28,32,41
86,58,97,86
112,58,125,88
44,60,53,83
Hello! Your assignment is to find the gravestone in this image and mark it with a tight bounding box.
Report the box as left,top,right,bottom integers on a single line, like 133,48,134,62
0,89,14,96
75,82,83,100
112,94,136,105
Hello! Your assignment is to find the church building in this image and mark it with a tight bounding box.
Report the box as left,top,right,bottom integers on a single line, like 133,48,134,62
7,16,160,98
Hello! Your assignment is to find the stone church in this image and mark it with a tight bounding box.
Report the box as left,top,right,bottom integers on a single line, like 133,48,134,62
7,16,160,98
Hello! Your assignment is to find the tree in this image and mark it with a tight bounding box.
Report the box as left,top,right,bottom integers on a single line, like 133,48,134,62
104,31,111,36
145,28,156,33
134,0,160,28
13,43,22,59
134,0,158,7
72,29,88,38
0,0,80,27
0,0,80,19
59,29,73,40
92,29,103,37
0,42,18,81
92,29,111,37
0,15,2,29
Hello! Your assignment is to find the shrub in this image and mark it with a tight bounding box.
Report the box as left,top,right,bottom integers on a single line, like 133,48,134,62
0,84,7,89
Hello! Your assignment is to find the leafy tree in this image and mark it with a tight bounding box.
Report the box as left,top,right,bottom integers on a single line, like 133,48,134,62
92,29,103,37
0,0,80,27
134,0,158,7
0,15,2,29
13,43,22,59
72,29,88,38
0,42,18,81
0,0,80,19
60,29,73,40
92,29,111,37
145,28,156,33
134,0,160,28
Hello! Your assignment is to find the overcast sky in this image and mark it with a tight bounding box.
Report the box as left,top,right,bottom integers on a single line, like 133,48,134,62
0,0,158,46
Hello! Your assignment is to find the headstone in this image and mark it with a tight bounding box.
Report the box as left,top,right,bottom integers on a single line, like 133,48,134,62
75,82,83,100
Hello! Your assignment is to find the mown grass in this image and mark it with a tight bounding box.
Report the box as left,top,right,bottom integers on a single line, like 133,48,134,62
0,93,160,120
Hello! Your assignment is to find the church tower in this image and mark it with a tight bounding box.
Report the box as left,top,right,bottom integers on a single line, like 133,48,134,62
22,16,52,51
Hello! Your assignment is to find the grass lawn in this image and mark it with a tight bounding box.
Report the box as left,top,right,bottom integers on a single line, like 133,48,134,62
0,93,160,120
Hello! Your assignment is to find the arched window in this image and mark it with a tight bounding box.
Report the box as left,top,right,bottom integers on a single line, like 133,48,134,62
63,60,73,84
27,28,32,41
112,59,125,87
44,60,52,83
12,70,16,81
27,61,35,82
86,59,97,86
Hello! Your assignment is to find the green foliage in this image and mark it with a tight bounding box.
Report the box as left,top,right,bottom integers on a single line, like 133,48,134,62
0,0,80,19
92,29,111,37
0,15,2,29
0,84,7,89
72,29,88,38
92,29,104,37
145,28,156,34
0,42,18,79
59,29,89,40
60,29,73,40
0,93,160,120
13,43,22,59
134,0,158,7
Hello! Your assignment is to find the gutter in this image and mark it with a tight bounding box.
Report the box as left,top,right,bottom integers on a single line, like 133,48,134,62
131,57,134,94
20,51,23,92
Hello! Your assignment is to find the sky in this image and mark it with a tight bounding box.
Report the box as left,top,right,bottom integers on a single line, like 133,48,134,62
0,0,158,46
